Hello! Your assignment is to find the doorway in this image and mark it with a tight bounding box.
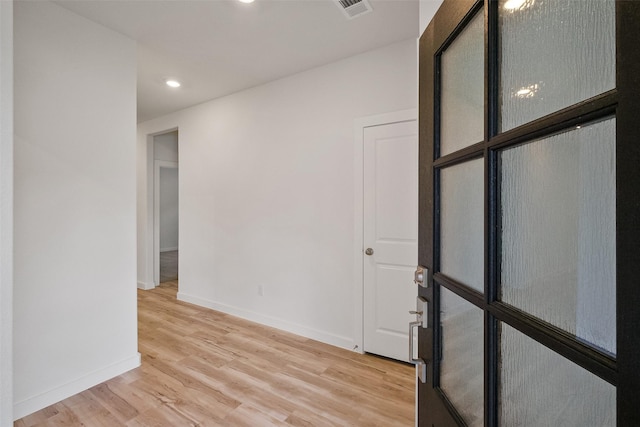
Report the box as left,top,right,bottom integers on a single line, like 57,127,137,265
157,166,178,282
152,130,179,287
354,109,417,362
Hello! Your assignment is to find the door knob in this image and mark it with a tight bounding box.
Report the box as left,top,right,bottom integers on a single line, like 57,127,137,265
365,248,374,256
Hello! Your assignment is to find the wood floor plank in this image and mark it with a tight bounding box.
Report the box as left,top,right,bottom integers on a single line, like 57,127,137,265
14,405,56,427
15,281,414,426
285,409,345,427
222,403,287,427
37,402,82,426
179,357,298,422
88,383,140,423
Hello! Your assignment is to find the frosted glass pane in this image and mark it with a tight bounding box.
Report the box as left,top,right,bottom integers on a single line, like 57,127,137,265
440,12,484,156
500,0,615,131
501,118,616,354
440,158,484,292
500,323,616,426
440,288,484,427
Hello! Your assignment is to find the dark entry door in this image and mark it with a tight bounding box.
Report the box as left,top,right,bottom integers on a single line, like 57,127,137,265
416,0,640,425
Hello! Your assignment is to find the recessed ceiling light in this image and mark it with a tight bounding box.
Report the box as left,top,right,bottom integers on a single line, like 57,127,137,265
165,79,181,88
238,0,254,3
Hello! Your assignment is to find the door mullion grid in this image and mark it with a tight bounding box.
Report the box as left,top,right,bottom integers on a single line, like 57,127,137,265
484,102,620,387
434,143,484,169
431,2,495,425
432,42,443,395
488,302,617,385
616,2,640,423
486,2,621,426
485,1,500,426
434,274,484,308
485,1,619,424
487,91,617,152
422,0,640,425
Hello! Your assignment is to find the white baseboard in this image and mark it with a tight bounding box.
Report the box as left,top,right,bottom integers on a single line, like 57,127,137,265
160,247,178,252
137,281,155,290
13,353,141,420
177,292,354,351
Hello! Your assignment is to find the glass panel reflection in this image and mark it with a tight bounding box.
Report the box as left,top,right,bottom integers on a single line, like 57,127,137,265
500,323,616,426
500,118,616,354
500,0,615,131
440,287,484,427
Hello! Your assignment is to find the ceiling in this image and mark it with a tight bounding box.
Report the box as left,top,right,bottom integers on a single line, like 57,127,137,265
53,0,421,123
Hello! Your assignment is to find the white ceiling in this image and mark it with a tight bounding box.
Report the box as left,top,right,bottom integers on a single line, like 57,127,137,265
53,0,421,122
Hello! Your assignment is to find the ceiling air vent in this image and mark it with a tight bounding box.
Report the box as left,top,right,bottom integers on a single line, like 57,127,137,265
335,0,373,20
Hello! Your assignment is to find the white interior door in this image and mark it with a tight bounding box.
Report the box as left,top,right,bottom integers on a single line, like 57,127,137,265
363,120,418,362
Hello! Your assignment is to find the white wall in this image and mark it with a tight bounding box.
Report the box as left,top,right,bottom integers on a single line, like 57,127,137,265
420,0,443,36
159,167,179,251
13,1,139,419
0,1,13,425
138,39,417,349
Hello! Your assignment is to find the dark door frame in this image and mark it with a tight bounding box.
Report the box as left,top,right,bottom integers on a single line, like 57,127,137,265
417,0,640,425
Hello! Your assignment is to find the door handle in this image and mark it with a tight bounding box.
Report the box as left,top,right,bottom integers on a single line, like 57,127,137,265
408,308,424,363
365,248,374,256
409,299,428,383
409,318,422,364
409,317,428,383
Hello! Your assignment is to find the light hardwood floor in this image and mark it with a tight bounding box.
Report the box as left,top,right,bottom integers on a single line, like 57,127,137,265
15,282,414,426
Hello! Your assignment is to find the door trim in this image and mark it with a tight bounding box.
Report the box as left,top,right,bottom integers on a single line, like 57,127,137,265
140,127,178,290
352,108,417,353
0,1,13,423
